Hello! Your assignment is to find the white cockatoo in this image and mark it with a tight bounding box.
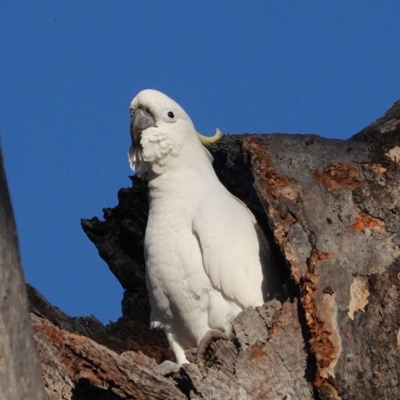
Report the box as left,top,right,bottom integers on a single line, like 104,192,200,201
128,89,279,365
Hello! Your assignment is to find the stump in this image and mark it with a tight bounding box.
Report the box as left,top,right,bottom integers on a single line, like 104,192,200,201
2,100,400,399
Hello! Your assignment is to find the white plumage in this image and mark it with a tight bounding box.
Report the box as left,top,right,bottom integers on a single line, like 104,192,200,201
128,89,278,364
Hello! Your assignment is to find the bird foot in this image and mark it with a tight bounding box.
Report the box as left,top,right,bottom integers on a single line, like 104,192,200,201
153,360,181,376
196,329,230,364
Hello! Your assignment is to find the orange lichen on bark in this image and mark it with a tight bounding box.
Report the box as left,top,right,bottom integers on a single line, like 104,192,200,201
370,163,387,174
350,213,383,231
270,322,279,335
243,138,294,195
301,277,340,383
247,343,265,362
32,319,64,346
32,317,114,391
309,250,329,270
314,163,360,190
301,278,335,366
314,377,341,400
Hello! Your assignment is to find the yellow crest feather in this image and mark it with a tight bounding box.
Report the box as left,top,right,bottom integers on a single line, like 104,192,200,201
197,128,222,147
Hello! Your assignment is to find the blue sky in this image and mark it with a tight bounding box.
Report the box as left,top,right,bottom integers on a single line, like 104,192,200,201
1,2,400,324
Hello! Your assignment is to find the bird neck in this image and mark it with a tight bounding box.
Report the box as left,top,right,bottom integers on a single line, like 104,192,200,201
147,140,217,198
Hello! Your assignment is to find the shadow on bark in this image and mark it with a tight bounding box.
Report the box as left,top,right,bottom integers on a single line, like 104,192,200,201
72,379,125,400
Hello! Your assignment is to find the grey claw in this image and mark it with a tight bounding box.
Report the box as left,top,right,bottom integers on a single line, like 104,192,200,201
153,360,181,376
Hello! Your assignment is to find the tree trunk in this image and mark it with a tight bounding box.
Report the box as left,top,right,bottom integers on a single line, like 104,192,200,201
0,147,48,399
11,100,400,398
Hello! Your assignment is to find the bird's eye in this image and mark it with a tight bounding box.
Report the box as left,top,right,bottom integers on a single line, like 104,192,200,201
163,110,177,123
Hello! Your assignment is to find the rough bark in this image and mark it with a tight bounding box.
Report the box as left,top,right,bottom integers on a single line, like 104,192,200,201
10,99,400,398
0,147,48,399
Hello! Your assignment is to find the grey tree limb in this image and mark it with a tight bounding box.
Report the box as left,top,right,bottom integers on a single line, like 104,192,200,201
0,146,48,399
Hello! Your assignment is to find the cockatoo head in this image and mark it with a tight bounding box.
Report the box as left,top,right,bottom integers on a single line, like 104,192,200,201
128,89,221,177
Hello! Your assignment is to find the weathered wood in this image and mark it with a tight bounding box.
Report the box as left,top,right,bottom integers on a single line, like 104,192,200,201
29,291,314,399
210,126,400,398
0,147,48,399
18,99,400,398
243,132,400,398
31,313,186,400
179,300,314,400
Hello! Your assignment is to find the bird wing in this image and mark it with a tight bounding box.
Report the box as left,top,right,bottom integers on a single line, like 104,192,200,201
193,189,265,308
